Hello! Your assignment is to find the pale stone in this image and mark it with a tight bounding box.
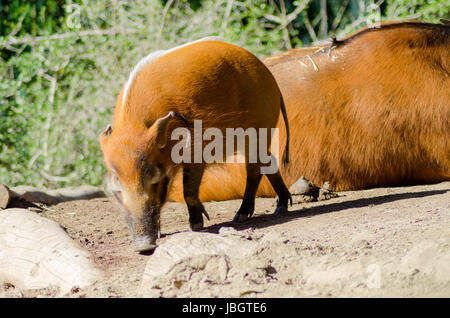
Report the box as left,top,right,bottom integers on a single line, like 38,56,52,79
0,184,11,209
289,176,320,198
0,208,103,295
141,230,257,296
10,185,105,205
397,239,450,283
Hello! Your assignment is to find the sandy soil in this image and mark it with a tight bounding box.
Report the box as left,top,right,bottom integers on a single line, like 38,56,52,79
1,181,449,298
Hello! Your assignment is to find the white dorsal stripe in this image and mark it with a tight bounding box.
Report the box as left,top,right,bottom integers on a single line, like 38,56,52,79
122,36,223,105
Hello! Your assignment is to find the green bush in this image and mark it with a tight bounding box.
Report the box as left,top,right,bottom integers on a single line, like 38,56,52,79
0,0,448,188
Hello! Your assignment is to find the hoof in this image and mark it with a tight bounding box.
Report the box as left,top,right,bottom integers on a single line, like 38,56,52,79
190,221,204,231
273,206,288,216
232,213,249,223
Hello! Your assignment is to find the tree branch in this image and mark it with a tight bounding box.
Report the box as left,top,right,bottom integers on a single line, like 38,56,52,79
0,29,122,48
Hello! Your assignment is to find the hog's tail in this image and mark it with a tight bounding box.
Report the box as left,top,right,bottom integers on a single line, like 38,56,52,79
280,95,290,165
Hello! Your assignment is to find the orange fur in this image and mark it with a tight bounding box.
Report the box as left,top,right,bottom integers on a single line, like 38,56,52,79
100,40,290,243
169,21,450,202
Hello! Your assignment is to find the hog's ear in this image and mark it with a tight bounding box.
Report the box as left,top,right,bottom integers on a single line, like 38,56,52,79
103,124,112,137
152,111,175,149
100,124,113,147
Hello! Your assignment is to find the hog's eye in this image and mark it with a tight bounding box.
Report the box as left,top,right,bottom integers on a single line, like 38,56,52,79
112,189,123,204
142,163,163,185
110,173,121,189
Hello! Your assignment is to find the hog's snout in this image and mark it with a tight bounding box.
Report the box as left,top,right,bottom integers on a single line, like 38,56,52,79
123,204,161,253
133,234,157,253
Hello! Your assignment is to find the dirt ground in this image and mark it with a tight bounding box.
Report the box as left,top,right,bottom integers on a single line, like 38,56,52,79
1,181,449,298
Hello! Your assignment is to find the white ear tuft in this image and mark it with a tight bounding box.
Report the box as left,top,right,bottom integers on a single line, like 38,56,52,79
104,124,112,137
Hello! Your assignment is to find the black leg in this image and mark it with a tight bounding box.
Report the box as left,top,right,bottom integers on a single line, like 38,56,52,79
183,163,209,231
233,163,263,222
265,167,292,216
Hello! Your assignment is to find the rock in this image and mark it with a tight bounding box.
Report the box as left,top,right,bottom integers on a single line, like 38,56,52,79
0,184,11,209
52,186,106,201
302,260,365,285
289,177,338,201
318,181,339,201
289,176,320,200
9,186,59,205
397,239,450,283
150,254,231,294
9,185,105,205
0,208,103,295
218,226,263,241
141,230,257,297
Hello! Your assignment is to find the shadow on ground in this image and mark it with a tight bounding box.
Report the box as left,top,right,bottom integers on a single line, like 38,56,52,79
200,189,449,234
